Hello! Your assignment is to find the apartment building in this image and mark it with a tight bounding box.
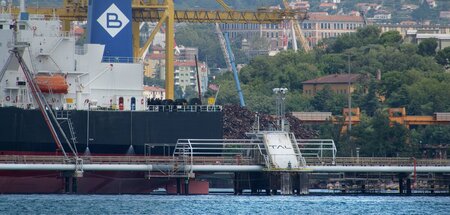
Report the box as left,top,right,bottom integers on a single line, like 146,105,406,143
378,24,450,37
302,13,365,47
302,74,363,96
220,13,365,49
174,61,208,94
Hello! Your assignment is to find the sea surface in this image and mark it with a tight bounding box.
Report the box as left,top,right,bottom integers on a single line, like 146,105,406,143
0,195,449,214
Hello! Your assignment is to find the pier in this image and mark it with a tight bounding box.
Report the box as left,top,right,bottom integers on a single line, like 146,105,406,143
1,132,449,195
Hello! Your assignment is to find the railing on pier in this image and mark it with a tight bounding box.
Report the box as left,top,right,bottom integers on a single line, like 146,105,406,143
174,137,337,169
305,157,450,166
173,139,267,168
147,105,222,112
0,155,253,166
0,155,449,168
297,139,337,164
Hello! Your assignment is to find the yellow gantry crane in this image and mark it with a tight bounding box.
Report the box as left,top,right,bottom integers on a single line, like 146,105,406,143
281,0,311,52
10,0,306,99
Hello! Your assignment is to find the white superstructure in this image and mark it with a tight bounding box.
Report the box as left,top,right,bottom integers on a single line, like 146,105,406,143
0,13,146,111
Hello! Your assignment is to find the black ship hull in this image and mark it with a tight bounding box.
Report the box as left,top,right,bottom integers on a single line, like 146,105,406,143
0,107,223,155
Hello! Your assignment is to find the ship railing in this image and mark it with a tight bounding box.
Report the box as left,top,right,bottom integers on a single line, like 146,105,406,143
0,155,67,164
101,56,143,64
147,105,222,112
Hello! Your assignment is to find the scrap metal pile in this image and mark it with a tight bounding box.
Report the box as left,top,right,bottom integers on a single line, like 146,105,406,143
223,104,318,139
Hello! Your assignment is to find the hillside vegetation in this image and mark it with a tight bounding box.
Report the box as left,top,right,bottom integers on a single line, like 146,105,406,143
212,26,450,157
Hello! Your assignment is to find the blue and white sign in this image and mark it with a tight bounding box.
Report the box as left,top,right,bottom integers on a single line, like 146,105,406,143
87,0,132,59
96,3,130,38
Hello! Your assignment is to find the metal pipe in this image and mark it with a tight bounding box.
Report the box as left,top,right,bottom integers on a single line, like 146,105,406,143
0,164,264,172
1,164,450,173
309,166,450,173
191,165,264,172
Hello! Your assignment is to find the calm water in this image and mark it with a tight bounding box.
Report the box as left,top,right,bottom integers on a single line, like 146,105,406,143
0,195,449,214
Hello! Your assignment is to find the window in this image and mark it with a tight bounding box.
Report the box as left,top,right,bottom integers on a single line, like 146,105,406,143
19,25,25,30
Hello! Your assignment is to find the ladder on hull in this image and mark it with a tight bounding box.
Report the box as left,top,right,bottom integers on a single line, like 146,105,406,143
56,111,79,155
12,47,78,160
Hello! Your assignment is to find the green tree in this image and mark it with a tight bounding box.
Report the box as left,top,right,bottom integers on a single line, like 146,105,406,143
359,80,380,117
350,111,412,157
412,1,433,21
418,38,438,56
380,31,402,46
174,85,184,99
435,47,450,65
356,25,381,45
175,24,225,68
144,77,165,87
310,86,346,115
184,86,199,100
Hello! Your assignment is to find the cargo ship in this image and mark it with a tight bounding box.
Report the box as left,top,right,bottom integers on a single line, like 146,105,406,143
0,2,222,194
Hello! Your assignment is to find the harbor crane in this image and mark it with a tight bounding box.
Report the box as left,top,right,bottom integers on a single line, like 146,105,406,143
10,0,307,100
282,0,311,52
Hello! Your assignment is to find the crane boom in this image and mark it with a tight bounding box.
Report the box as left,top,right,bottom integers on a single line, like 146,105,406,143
281,0,311,52
11,4,305,23
224,33,245,107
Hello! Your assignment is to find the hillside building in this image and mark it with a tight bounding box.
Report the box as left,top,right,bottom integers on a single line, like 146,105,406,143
302,74,363,96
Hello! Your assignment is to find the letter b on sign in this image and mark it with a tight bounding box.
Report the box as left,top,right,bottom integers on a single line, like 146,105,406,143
107,13,122,28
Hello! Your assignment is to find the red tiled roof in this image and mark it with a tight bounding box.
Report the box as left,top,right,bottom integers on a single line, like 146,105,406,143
73,26,84,35
319,3,336,7
174,61,196,67
208,84,219,91
308,14,364,22
302,74,362,84
144,85,165,92
148,53,165,59
309,12,328,16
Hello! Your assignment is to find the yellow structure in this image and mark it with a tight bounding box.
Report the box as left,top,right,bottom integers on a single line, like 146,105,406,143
302,74,362,96
282,0,311,52
12,0,306,100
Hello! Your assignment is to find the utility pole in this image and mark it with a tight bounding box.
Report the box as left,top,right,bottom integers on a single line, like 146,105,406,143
347,55,352,132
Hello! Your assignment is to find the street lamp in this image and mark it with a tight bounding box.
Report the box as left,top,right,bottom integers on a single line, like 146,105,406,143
273,88,288,131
